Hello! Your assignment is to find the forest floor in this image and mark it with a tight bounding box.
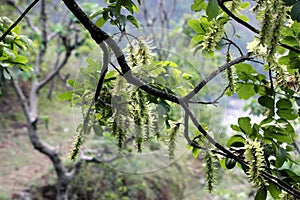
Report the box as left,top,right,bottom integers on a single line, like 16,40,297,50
0,89,79,199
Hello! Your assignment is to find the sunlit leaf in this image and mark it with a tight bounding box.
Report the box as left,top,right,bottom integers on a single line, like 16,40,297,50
207,0,218,21
238,117,252,135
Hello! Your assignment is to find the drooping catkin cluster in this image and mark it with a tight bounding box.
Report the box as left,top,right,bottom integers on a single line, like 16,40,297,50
279,191,293,200
225,52,236,95
68,133,83,161
126,37,154,68
114,108,128,149
108,38,161,152
205,152,217,193
257,0,286,67
273,64,289,89
149,105,159,138
275,67,300,91
131,89,148,152
252,0,265,12
202,20,224,52
244,139,266,187
279,183,300,200
111,86,159,152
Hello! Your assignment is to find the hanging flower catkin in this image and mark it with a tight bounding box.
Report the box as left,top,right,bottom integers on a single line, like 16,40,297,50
244,139,267,187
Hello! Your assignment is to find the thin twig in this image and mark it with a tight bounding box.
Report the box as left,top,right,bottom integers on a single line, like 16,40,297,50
183,53,252,101
6,0,40,34
222,37,243,56
189,86,229,106
0,0,40,42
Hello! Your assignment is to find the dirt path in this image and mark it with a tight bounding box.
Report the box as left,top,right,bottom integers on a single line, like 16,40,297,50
0,132,52,198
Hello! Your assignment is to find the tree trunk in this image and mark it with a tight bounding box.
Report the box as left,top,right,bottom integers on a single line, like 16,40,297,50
56,178,69,200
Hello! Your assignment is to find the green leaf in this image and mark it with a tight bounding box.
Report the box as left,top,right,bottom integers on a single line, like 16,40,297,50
192,147,200,158
255,187,267,200
277,109,298,120
238,117,252,135
291,1,300,22
278,55,290,65
284,0,296,6
240,2,250,9
267,183,281,199
237,84,256,100
226,135,246,147
85,57,99,68
96,17,107,28
281,36,298,46
68,79,82,89
93,125,103,137
182,73,193,80
276,99,292,109
157,61,177,67
90,9,103,19
275,147,287,168
270,132,293,143
188,19,203,33
12,24,21,34
127,15,139,28
220,158,227,169
289,58,300,69
191,0,205,12
58,91,73,101
231,124,241,132
239,14,249,22
258,96,274,109
207,0,218,21
67,79,75,88
235,63,257,81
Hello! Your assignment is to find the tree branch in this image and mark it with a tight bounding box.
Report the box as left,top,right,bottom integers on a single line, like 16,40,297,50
217,0,300,54
0,0,40,42
37,37,72,91
182,100,300,198
183,53,252,101
61,0,181,104
60,0,300,197
11,80,31,123
6,0,41,34
95,42,110,101
188,85,229,106
217,0,259,34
